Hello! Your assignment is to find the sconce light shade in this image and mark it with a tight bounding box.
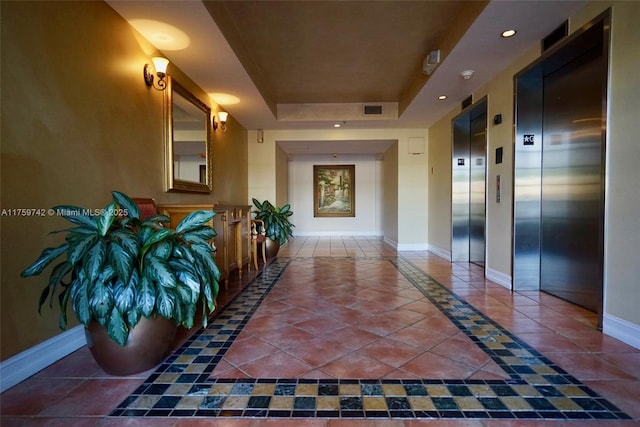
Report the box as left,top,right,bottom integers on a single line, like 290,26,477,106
144,57,170,91
217,111,228,132
152,57,169,76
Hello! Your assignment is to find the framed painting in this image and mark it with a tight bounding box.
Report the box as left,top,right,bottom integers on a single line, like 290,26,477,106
313,164,355,217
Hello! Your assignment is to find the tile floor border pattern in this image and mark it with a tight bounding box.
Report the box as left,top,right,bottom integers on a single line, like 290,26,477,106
110,257,631,421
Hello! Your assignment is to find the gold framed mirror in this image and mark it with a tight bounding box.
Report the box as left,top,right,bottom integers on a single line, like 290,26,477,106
165,78,212,193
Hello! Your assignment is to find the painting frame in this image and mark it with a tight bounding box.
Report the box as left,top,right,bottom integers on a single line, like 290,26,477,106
313,164,355,217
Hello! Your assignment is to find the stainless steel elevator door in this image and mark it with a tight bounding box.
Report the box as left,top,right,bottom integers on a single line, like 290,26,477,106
469,113,487,267
541,48,604,312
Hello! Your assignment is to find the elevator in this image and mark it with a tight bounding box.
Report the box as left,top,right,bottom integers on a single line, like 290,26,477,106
452,99,487,267
513,12,608,323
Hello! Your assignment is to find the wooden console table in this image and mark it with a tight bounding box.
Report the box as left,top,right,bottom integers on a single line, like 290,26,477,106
157,203,251,286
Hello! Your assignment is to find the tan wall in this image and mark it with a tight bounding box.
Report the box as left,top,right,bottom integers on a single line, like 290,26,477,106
382,142,399,245
0,1,247,360
427,108,459,255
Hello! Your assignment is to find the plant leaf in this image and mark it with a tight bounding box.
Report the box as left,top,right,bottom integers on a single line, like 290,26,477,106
47,261,72,308
70,274,90,325
137,276,155,317
89,280,114,319
112,191,140,221
51,205,97,229
58,286,71,330
21,244,69,277
85,239,107,281
149,240,173,260
68,235,100,265
106,307,128,346
114,278,135,314
142,228,173,251
145,256,177,288
96,201,117,236
108,241,134,283
156,287,176,319
110,228,139,256
143,215,170,227
176,210,215,233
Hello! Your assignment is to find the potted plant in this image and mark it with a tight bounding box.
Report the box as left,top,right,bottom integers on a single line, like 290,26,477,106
251,198,294,258
21,191,220,375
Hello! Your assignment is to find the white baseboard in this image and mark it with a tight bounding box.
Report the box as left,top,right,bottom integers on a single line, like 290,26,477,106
486,268,512,289
0,325,86,393
603,313,640,350
397,243,429,251
428,245,451,261
295,231,381,237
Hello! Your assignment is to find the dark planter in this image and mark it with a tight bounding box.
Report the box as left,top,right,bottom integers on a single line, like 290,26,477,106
85,315,177,375
264,237,280,259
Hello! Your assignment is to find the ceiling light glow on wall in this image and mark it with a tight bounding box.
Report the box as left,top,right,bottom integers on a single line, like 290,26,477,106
501,29,517,38
143,57,169,91
210,93,241,105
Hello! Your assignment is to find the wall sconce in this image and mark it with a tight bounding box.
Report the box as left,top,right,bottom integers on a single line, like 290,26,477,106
213,111,228,132
143,57,169,91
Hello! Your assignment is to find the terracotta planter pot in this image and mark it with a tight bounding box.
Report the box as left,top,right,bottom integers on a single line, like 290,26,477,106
85,315,177,376
264,237,280,259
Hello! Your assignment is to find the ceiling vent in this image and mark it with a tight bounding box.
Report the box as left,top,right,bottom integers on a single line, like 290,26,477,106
363,105,383,115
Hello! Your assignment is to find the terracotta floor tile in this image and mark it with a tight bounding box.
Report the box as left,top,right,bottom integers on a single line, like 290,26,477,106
238,350,313,378
321,326,382,350
260,325,316,349
549,352,637,381
357,337,423,368
319,351,395,378
40,378,143,416
400,351,479,379
284,337,352,367
221,336,279,366
429,333,491,368
294,316,350,336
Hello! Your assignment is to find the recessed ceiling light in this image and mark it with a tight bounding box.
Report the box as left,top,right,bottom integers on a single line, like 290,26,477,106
438,95,447,100
501,29,517,38
333,123,342,128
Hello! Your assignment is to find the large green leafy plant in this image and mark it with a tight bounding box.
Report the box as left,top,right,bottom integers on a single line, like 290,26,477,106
21,191,220,346
251,198,294,246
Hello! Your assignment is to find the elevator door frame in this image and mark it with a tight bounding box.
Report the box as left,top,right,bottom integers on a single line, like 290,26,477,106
451,98,488,267
513,11,609,325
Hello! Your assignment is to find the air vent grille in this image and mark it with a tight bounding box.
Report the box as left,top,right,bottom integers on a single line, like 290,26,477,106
363,105,383,115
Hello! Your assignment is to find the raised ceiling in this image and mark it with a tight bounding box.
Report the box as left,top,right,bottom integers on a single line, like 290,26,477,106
108,0,588,138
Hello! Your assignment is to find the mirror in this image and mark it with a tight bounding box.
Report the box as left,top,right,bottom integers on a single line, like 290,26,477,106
165,78,212,193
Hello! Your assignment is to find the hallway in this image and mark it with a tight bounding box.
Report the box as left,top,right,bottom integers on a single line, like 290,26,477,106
1,237,639,426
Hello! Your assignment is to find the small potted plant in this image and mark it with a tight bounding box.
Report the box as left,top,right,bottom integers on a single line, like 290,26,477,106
21,191,220,375
251,198,294,258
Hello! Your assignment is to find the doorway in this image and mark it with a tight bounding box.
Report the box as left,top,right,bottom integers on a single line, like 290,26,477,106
514,13,608,322
452,99,487,268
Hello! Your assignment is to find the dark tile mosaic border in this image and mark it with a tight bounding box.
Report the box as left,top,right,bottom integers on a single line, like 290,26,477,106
110,257,631,420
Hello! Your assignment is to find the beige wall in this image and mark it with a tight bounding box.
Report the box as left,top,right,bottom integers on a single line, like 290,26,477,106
427,108,459,256
0,1,248,360
382,142,399,246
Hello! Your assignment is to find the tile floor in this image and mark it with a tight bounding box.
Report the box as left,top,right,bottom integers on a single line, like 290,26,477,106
2,236,639,426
